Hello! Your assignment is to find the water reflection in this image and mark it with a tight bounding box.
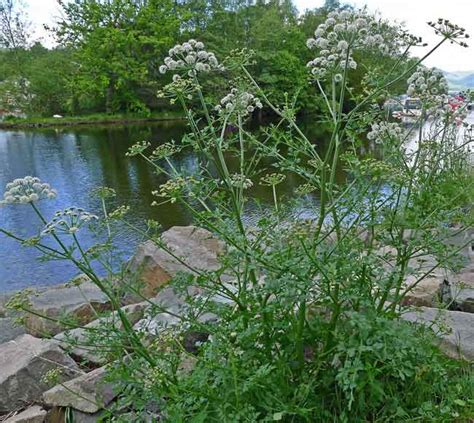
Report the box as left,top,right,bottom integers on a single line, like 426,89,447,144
0,121,331,291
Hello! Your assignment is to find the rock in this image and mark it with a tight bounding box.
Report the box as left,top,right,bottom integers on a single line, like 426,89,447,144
401,275,448,308
0,334,82,414
133,287,186,335
401,307,474,360
443,228,473,259
450,270,474,313
134,286,217,337
54,302,148,365
126,226,225,302
23,281,112,337
0,318,26,343
42,366,116,414
4,406,47,423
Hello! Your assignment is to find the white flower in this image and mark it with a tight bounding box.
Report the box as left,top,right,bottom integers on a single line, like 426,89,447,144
229,174,253,190
160,40,223,76
216,89,262,119
41,207,98,236
0,176,57,206
337,40,349,51
306,10,387,80
406,66,449,101
367,122,403,144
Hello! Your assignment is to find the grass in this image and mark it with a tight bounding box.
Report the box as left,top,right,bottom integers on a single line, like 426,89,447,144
0,111,185,129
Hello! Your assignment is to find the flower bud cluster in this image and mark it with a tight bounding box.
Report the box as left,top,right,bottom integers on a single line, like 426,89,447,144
407,66,448,98
215,89,263,118
159,40,224,77
367,122,404,144
229,173,253,189
41,207,98,236
306,10,388,79
152,176,196,204
260,173,286,186
0,176,57,206
150,142,181,160
428,18,469,47
126,141,151,157
157,76,198,102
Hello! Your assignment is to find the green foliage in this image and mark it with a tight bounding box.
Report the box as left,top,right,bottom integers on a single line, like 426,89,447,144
0,5,473,423
0,0,415,117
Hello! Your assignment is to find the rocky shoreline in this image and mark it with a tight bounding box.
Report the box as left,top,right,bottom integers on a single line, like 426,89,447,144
0,225,473,422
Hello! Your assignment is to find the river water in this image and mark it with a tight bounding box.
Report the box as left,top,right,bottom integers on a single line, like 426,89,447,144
0,121,330,292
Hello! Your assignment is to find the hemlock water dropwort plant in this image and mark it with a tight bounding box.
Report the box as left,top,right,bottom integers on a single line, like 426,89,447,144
1,10,473,422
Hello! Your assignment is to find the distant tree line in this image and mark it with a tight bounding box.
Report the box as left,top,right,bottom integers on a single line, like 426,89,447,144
0,0,412,117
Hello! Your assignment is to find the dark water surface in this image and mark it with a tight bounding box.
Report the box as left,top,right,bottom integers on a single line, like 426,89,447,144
0,121,332,292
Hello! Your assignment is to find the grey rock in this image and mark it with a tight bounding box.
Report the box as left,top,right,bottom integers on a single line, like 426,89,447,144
401,306,474,360
134,286,218,337
23,281,112,337
450,269,474,313
54,302,148,365
0,334,83,414
443,228,473,259
42,366,116,414
0,317,26,343
4,406,47,423
402,275,451,308
126,226,225,302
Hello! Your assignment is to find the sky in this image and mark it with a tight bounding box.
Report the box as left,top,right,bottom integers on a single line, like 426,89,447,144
25,0,474,72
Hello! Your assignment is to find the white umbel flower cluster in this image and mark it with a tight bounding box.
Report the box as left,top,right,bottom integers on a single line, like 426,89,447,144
159,40,224,77
229,173,253,189
215,89,263,118
41,207,98,236
407,67,448,98
367,122,404,144
306,10,387,79
0,176,57,206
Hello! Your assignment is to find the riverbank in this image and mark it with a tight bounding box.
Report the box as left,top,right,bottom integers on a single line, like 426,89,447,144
0,111,185,129
1,225,473,422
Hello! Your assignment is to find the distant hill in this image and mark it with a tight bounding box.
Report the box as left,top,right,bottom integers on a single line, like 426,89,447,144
443,70,474,90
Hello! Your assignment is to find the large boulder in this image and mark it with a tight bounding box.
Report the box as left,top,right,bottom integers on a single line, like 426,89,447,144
0,334,83,414
0,318,26,344
401,307,474,360
42,366,116,414
126,226,225,302
54,302,148,365
4,405,47,423
22,281,112,337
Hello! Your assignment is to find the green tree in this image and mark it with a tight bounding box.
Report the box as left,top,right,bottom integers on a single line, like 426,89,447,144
54,0,181,114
